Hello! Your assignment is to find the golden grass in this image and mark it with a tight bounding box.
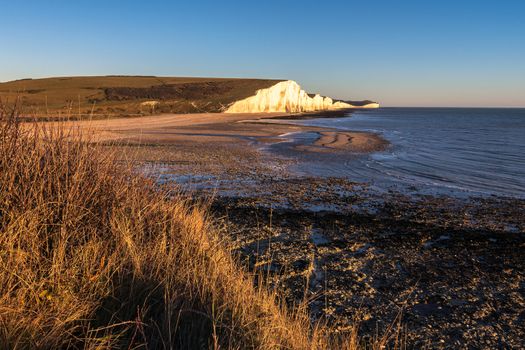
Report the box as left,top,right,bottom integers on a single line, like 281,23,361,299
0,102,400,349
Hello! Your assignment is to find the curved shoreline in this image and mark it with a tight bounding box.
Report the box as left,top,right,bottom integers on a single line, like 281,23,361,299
35,111,389,155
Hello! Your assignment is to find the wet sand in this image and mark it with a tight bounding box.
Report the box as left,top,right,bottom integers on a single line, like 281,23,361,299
302,131,388,153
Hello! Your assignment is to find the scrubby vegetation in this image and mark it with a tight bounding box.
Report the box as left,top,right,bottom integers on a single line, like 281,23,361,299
0,103,403,348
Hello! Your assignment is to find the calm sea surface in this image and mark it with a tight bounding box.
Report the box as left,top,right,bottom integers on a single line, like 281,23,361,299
271,108,525,198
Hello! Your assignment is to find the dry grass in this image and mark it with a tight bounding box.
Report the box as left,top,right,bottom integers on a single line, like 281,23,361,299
0,102,400,349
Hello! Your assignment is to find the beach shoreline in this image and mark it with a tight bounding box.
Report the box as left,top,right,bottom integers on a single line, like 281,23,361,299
35,110,388,155
25,111,525,348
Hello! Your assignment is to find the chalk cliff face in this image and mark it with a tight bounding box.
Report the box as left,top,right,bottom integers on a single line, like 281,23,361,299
225,80,379,113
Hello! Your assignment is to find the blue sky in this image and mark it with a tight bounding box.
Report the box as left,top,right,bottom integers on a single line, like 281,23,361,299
1,0,524,107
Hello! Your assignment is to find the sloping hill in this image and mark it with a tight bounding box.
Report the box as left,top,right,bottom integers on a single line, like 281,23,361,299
0,76,282,119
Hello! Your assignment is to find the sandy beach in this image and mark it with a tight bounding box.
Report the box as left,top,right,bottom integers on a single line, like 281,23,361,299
300,131,388,153
39,112,388,154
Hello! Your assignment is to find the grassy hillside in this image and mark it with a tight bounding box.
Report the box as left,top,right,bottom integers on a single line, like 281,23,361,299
0,104,401,349
0,76,282,119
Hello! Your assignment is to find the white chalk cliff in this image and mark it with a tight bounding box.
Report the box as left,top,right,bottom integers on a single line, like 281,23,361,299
225,80,379,113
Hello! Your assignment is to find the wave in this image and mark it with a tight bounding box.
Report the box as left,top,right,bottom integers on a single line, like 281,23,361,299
270,108,525,199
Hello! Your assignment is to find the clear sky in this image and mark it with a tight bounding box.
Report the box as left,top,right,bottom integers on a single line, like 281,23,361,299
1,0,524,107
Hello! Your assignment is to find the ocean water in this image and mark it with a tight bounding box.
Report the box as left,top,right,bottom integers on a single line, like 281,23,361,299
271,108,525,198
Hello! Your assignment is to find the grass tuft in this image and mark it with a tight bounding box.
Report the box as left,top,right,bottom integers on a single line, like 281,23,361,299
0,102,399,349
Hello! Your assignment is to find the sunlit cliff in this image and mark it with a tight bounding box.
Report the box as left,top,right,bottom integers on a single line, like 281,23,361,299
225,80,379,113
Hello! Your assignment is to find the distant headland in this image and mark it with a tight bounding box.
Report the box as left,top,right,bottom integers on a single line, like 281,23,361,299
0,76,378,119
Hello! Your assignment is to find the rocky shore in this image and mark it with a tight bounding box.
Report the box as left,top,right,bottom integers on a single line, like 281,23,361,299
94,112,524,348
126,143,524,348
209,180,524,349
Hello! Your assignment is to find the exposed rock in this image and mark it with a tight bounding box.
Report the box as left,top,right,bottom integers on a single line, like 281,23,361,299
225,80,380,113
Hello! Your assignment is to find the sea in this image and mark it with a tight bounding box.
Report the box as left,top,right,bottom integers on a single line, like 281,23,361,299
269,108,525,199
